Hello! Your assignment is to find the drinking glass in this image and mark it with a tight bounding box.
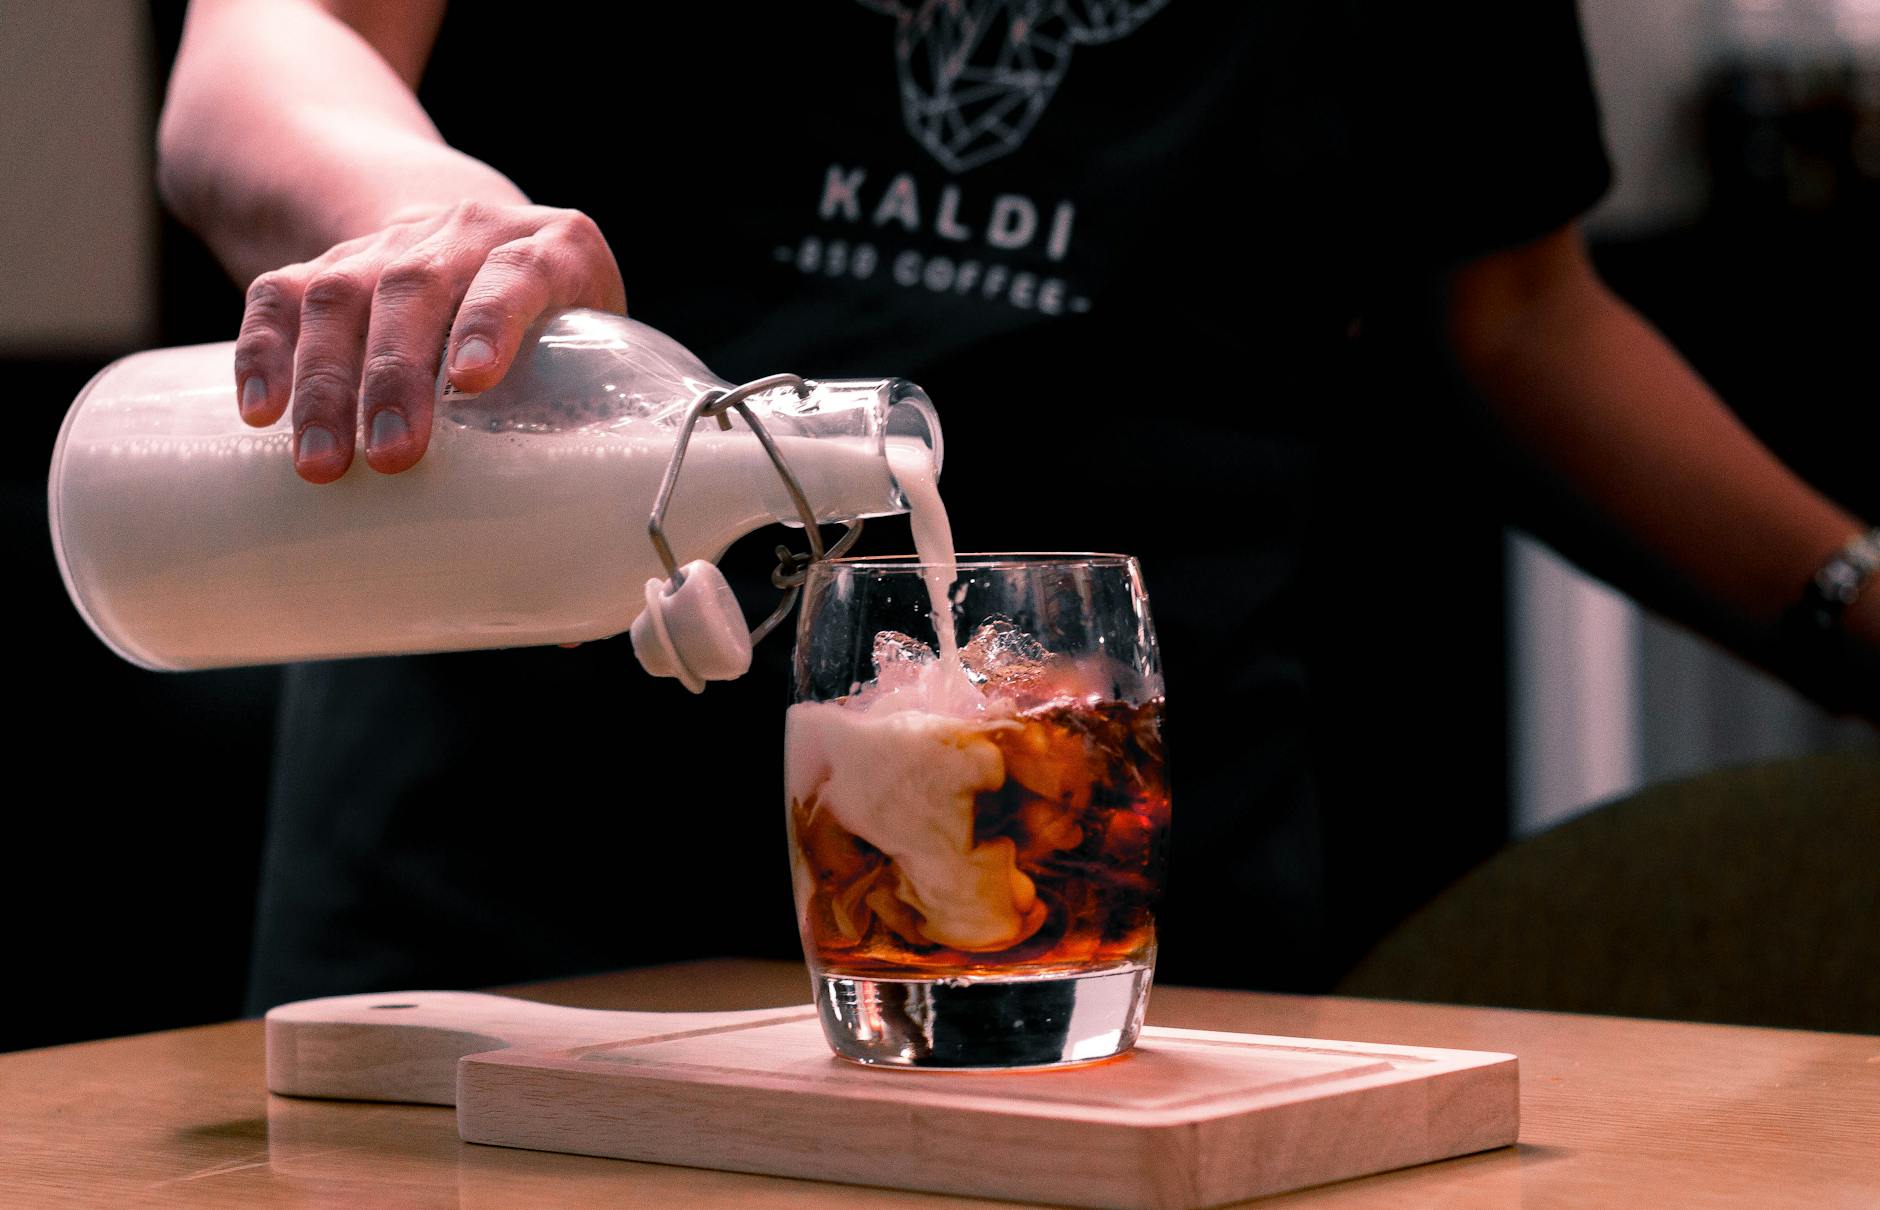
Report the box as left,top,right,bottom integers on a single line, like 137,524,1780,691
786,554,1169,1067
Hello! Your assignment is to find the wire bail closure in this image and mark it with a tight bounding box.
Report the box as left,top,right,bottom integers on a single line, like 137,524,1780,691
646,374,864,647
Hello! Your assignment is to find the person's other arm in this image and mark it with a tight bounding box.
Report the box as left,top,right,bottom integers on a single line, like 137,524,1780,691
158,0,625,482
1447,223,1880,715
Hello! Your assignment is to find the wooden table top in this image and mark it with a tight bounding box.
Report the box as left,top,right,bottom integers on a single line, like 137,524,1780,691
4,959,1876,1208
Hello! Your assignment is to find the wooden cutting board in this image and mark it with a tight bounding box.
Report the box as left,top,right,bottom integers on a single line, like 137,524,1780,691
267,990,1518,1209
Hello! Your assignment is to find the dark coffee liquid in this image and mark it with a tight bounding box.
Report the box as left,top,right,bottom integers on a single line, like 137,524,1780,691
792,697,1169,978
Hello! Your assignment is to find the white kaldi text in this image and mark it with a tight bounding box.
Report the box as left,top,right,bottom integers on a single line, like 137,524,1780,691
818,165,1076,262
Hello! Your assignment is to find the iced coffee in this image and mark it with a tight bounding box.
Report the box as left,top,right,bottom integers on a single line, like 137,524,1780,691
787,567,1169,1069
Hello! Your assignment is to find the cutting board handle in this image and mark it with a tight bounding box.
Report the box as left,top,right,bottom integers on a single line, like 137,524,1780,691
265,990,810,1106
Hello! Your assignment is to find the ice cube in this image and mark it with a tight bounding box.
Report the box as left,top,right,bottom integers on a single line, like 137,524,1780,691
871,629,937,691
959,614,1050,697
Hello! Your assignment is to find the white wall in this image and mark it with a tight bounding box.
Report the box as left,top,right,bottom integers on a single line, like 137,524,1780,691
0,0,156,353
1580,0,1716,236
1508,534,1643,833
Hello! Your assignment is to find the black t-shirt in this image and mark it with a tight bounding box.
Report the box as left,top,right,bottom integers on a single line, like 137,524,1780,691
242,2,1609,1010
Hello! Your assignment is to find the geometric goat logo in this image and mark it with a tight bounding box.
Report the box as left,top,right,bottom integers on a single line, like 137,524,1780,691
857,0,1172,173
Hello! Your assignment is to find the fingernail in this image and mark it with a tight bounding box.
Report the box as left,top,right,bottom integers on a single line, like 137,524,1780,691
450,336,495,373
239,376,268,421
368,409,410,452
296,424,339,464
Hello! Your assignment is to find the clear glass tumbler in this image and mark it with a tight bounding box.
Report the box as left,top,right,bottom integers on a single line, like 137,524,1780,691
785,554,1169,1068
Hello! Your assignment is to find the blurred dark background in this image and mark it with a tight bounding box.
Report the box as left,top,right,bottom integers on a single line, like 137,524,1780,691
3,1,1876,1051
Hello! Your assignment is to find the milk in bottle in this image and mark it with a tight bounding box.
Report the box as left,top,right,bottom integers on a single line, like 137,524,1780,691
47,309,942,670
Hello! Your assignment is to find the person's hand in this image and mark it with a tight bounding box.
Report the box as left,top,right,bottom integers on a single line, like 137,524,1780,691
233,201,626,483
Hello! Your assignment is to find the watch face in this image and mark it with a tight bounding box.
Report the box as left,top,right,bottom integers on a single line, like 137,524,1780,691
1820,562,1863,604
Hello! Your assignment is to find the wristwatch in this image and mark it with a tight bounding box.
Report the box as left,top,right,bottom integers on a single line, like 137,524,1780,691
1778,528,1880,714
1791,529,1880,634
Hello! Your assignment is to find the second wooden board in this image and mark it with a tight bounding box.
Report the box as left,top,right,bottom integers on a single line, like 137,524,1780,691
269,991,1519,1210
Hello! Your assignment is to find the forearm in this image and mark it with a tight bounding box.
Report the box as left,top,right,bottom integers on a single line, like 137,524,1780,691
157,0,525,284
1450,228,1880,689
156,0,623,483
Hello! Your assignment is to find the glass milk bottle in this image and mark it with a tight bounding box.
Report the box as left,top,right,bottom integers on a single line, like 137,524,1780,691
48,309,941,672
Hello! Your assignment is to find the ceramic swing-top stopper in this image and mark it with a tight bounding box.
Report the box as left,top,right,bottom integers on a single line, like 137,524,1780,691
630,560,754,693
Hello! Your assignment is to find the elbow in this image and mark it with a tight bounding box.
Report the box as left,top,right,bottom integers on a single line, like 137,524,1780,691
1442,296,1500,380
1444,224,1606,378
